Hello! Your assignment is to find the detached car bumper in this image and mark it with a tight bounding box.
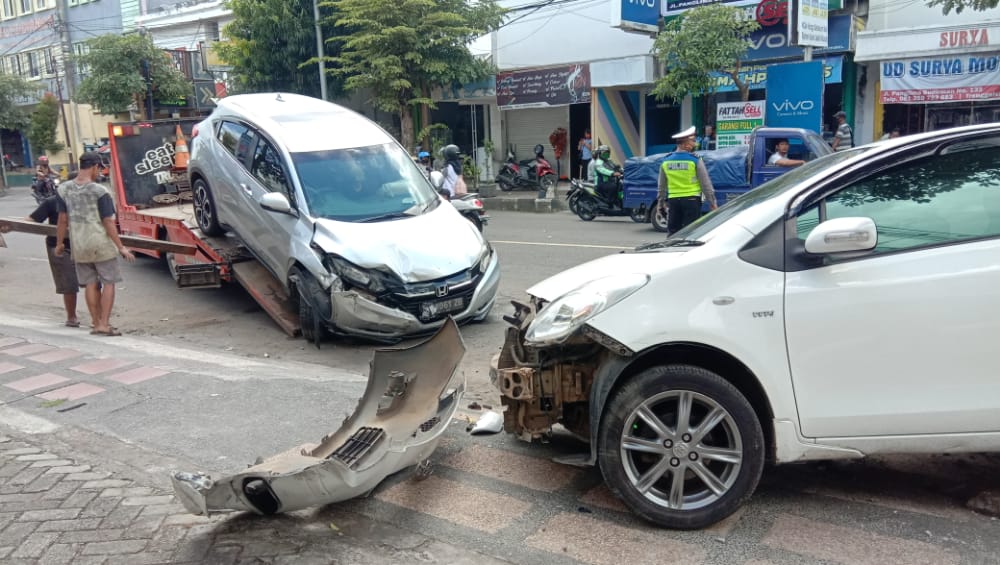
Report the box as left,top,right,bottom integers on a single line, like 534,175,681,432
171,319,466,516
328,252,500,339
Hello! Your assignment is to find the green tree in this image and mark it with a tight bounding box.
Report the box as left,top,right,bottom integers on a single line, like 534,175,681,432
0,73,37,131
927,0,998,13
651,4,760,103
27,93,65,157
74,34,191,115
323,0,504,151
217,0,341,97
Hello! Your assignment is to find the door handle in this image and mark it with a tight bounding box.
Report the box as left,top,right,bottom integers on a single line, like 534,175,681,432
240,183,252,196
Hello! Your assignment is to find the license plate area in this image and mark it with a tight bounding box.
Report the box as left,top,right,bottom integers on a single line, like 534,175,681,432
421,296,465,319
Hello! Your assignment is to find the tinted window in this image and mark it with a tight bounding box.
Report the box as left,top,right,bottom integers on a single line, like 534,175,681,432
251,139,291,198
217,121,247,157
798,137,1000,253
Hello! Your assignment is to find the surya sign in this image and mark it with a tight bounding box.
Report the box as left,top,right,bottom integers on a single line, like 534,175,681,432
939,29,990,48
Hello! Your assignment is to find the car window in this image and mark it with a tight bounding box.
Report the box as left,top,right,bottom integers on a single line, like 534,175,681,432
765,137,810,164
250,139,291,198
797,137,1000,253
291,142,438,222
217,121,248,158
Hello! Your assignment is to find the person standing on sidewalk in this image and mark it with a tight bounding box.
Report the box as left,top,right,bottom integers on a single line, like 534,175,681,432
54,152,135,336
29,197,81,327
577,128,592,180
831,111,854,152
658,126,717,235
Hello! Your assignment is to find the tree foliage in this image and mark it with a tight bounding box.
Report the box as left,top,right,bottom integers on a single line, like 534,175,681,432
27,93,64,156
0,73,38,130
74,34,191,115
218,0,341,98
927,0,998,13
651,4,760,103
323,0,504,151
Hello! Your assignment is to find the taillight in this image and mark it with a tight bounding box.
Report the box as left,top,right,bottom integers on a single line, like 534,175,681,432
473,199,483,208
191,124,200,138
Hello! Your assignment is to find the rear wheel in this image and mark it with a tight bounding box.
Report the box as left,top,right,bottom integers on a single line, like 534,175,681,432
576,196,597,221
630,207,648,223
598,365,764,529
192,178,224,236
652,202,670,233
540,174,557,196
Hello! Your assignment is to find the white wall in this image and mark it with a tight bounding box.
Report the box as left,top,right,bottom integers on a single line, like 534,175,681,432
866,0,1000,31
147,20,232,50
495,0,654,69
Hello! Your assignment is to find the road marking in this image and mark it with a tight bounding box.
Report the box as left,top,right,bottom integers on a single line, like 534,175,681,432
491,240,629,250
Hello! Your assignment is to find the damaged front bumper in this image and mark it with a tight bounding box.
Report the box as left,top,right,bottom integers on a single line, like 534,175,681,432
171,318,466,516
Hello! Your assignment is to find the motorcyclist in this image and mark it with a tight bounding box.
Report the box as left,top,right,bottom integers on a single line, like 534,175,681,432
440,144,464,198
593,145,622,206
32,156,58,202
417,151,432,179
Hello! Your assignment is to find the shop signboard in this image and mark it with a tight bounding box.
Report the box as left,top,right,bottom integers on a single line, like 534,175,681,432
766,61,824,131
496,64,591,109
710,55,842,92
663,0,756,18
716,101,766,147
880,54,1000,103
788,0,829,48
612,0,662,33
744,13,852,61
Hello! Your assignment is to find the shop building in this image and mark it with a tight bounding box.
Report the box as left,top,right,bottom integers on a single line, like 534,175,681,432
855,0,1000,142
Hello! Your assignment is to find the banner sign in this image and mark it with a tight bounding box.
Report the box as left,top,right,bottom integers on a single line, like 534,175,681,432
716,101,766,147
745,14,851,61
880,54,1000,103
663,0,755,18
766,61,824,132
612,0,661,33
496,64,591,109
710,55,842,92
789,0,829,48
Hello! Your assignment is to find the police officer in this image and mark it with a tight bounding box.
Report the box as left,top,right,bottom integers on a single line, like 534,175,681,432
657,126,716,234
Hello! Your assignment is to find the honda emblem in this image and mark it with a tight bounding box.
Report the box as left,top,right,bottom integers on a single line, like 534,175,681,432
436,284,449,297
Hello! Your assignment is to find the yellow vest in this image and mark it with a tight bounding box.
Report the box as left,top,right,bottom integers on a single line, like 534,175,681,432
661,153,701,199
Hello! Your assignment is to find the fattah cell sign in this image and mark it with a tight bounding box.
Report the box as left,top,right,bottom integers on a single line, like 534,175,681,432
880,55,1000,104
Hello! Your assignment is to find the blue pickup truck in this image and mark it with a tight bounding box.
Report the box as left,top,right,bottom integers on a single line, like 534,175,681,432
624,127,832,231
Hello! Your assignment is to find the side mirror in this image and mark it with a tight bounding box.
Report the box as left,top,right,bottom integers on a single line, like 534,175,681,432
260,192,294,215
429,170,445,190
804,217,877,254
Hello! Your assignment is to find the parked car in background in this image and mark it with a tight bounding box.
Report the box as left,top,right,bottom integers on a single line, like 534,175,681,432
492,123,1000,529
188,93,499,342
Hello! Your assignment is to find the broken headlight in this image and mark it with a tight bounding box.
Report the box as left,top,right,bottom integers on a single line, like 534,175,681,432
325,255,386,293
524,273,649,346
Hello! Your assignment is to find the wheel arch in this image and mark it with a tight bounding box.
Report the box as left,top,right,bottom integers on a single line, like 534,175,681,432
589,342,775,464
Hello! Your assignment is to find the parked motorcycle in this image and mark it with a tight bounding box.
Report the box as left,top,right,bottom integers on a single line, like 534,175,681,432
572,171,646,223
495,144,557,194
3,154,20,171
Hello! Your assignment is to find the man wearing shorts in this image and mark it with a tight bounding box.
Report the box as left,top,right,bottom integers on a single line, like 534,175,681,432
31,196,81,327
55,152,135,336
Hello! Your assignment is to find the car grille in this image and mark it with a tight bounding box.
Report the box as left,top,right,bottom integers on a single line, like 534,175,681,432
382,267,483,323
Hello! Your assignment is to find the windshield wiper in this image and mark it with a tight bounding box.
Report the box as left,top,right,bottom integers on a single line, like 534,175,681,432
635,238,705,251
358,212,413,223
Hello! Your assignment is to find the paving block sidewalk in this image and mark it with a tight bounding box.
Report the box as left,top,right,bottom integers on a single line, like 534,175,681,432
0,432,510,565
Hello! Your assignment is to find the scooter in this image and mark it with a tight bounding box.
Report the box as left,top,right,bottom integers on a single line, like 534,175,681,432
31,174,58,204
450,193,489,232
495,144,557,194
572,170,647,223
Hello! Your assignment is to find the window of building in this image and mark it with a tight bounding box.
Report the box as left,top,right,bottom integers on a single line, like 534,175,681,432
3,0,16,18
26,51,39,78
19,0,31,15
73,43,88,74
34,0,47,9
42,48,54,75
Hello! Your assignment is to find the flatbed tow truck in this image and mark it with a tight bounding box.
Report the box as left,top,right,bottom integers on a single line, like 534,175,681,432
107,118,300,337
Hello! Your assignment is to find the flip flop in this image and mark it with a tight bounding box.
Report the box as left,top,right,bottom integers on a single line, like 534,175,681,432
65,320,81,327
90,328,122,337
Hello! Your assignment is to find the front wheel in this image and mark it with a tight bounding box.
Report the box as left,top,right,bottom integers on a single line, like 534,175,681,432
598,365,764,530
292,268,328,347
567,193,580,215
576,196,597,221
652,203,670,233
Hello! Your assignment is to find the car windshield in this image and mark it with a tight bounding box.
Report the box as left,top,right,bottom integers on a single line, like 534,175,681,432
292,143,439,222
649,147,871,246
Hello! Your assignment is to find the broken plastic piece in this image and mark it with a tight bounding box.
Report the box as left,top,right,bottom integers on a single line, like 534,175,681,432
469,411,503,435
171,318,466,516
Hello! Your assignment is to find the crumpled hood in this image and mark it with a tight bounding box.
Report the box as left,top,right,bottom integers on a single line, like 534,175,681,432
527,250,688,301
312,202,485,282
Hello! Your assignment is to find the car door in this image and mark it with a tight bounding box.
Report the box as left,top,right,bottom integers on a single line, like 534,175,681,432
213,120,257,239
244,135,300,278
784,133,1000,438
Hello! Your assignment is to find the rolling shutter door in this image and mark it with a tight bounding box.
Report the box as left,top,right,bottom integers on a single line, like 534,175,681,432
503,106,569,179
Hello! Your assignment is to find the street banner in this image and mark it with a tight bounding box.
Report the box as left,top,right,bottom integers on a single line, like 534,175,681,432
766,61,824,132
496,65,591,109
710,55,842,93
716,101,766,147
880,54,1000,103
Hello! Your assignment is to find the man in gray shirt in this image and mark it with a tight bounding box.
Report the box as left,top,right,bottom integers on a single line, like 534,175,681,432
831,111,854,152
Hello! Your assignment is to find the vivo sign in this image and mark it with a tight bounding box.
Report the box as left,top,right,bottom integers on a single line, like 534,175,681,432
771,99,815,112
766,61,824,132
614,0,661,33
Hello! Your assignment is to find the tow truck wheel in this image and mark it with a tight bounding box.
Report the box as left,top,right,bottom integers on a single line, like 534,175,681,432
598,365,764,530
652,202,669,232
292,268,328,345
193,178,224,236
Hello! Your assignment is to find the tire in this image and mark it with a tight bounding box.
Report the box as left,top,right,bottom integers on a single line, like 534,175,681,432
540,174,557,195
630,207,648,223
469,215,483,232
598,365,764,530
192,178,224,236
292,268,328,346
498,180,514,192
567,193,580,215
576,196,597,221
652,202,670,233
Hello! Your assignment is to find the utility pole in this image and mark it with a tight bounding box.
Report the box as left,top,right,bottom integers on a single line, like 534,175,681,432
313,0,327,100
51,51,73,169
54,1,83,168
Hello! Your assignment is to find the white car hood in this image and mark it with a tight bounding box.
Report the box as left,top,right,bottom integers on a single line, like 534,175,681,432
312,201,484,282
527,250,688,301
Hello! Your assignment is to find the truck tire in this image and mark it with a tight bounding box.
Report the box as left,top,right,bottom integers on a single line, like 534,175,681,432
598,364,764,530
652,202,669,233
192,178,224,236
